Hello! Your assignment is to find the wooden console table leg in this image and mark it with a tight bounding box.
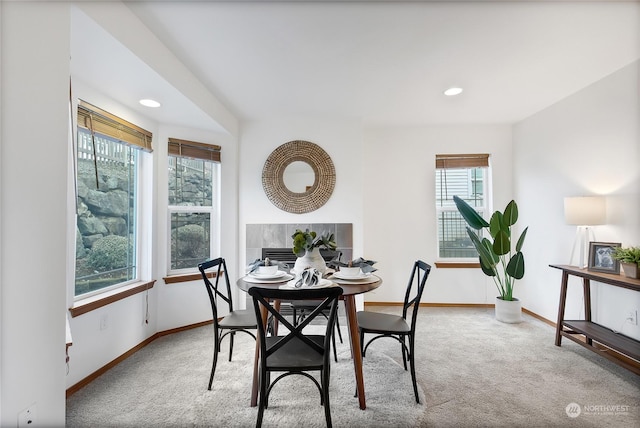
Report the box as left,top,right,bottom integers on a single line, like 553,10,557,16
583,278,592,346
555,271,569,346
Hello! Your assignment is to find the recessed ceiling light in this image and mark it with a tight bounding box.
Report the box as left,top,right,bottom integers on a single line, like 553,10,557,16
139,99,161,108
444,87,463,96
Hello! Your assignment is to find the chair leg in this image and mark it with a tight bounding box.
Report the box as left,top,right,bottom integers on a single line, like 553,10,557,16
322,368,333,428
335,315,343,344
229,331,235,362
400,335,408,371
208,328,220,390
360,330,366,357
332,330,338,362
409,334,419,404
256,367,268,428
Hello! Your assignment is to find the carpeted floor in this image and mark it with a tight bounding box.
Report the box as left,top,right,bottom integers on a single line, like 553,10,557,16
66,307,640,427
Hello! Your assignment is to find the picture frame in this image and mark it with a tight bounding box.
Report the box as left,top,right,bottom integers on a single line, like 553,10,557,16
587,242,621,274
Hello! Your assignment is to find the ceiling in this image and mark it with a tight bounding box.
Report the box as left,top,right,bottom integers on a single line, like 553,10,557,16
72,1,640,133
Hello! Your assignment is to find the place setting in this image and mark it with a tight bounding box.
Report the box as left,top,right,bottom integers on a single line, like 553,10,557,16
244,258,293,283
329,258,380,284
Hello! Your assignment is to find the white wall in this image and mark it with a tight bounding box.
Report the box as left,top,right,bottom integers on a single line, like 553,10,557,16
362,125,514,304
239,118,365,268
154,124,239,332
1,2,69,425
514,61,640,340
238,118,365,308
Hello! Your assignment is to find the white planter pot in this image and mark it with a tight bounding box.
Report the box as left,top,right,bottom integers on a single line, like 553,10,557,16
293,247,327,274
495,297,522,324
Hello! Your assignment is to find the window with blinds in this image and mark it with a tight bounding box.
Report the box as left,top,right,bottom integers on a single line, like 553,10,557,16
168,138,221,273
74,100,152,297
435,154,490,259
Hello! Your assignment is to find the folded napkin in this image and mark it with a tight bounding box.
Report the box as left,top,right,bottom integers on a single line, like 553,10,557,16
247,258,290,274
329,257,377,273
293,267,321,288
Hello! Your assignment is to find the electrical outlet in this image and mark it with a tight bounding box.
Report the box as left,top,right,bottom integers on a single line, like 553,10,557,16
18,403,36,427
628,310,638,326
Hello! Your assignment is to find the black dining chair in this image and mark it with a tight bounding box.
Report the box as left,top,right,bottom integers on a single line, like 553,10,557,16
262,248,344,361
356,260,431,403
249,285,343,428
198,257,258,390
291,300,343,362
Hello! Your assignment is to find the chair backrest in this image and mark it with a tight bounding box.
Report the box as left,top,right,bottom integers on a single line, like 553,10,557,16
198,257,234,321
248,286,343,364
402,260,432,332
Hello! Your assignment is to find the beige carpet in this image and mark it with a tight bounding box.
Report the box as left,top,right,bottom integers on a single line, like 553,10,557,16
66,307,640,427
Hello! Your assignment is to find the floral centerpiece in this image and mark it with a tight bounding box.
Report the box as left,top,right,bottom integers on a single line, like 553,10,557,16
291,229,336,273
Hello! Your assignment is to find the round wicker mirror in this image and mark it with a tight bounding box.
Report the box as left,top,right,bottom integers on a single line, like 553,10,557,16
262,140,335,214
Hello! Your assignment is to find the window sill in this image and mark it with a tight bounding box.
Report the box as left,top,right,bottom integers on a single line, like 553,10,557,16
434,261,481,269
69,280,156,318
163,271,217,285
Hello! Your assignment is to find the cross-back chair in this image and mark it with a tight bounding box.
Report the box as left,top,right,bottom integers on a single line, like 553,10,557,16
249,285,343,428
292,300,343,362
356,260,432,403
198,257,257,390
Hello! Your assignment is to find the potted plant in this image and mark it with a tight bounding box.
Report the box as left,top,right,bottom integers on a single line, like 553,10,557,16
453,196,529,323
291,229,337,273
611,246,640,279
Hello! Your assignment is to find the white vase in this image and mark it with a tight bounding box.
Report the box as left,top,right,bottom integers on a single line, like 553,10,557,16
293,247,327,274
495,297,522,324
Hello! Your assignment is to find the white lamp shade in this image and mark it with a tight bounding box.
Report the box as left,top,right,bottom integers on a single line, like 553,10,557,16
564,196,606,225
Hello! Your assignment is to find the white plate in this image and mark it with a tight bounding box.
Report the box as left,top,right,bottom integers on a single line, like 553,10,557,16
331,275,379,285
280,278,335,289
333,271,372,280
244,273,293,284
248,270,288,280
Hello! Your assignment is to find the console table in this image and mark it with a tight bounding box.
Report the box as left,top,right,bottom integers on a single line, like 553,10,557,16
550,264,640,375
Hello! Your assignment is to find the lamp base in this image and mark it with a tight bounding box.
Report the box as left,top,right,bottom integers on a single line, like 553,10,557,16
568,226,595,268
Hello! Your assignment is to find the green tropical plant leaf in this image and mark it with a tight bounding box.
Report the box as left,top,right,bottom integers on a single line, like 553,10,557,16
481,237,499,265
503,200,518,226
506,252,525,279
467,229,498,270
515,227,528,252
453,196,489,229
493,229,511,256
479,256,496,276
489,211,503,238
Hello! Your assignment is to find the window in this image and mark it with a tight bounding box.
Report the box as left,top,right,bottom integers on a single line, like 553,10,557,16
168,138,221,273
435,154,490,259
74,101,152,297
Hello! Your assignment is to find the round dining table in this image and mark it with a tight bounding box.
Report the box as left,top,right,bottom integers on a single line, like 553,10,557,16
237,272,382,410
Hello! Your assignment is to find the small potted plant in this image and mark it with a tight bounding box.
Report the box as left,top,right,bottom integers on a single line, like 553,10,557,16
291,229,337,273
612,246,640,279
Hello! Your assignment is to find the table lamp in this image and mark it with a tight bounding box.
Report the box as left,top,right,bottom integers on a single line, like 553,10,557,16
564,196,606,268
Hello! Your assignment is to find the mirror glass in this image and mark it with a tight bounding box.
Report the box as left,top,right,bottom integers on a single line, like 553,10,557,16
283,161,315,193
